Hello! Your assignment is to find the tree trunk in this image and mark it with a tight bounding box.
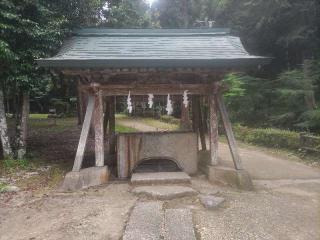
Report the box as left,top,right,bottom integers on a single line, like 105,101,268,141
16,92,29,159
0,89,13,158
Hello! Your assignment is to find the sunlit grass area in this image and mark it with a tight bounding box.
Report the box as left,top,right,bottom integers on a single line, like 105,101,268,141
140,118,179,131
115,124,137,133
29,114,49,119
115,113,179,131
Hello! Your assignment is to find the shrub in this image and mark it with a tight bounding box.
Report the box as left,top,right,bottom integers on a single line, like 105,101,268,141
233,125,300,150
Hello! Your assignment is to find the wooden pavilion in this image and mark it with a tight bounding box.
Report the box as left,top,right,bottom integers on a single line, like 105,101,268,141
38,28,269,190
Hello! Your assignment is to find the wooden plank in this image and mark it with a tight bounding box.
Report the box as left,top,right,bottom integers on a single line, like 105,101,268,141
72,95,95,171
117,135,129,178
216,94,243,170
94,90,104,167
209,93,219,165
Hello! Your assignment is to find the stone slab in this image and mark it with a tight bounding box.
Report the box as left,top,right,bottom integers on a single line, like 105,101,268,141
163,209,196,240
132,185,197,200
118,132,198,178
61,166,109,191
199,195,225,209
123,201,164,240
131,172,191,185
208,166,253,190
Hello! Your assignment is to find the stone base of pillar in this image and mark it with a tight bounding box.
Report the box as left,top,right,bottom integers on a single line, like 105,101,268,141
198,150,253,191
207,166,253,191
61,166,109,191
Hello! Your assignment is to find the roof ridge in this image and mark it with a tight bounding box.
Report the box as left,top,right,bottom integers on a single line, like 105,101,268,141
73,28,231,37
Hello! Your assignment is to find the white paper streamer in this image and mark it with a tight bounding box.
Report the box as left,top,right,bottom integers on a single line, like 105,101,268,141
183,90,189,108
127,91,133,113
166,94,173,115
148,94,154,108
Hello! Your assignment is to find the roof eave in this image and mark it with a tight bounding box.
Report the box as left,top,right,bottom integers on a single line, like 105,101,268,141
37,58,271,70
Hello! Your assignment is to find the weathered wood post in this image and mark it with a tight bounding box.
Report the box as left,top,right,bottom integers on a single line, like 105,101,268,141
216,93,243,170
108,96,116,154
209,83,219,165
192,96,200,132
93,85,104,167
72,94,95,171
180,100,191,130
77,80,84,125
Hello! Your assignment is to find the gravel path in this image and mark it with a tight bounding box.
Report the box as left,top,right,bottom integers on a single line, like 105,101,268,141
1,118,319,240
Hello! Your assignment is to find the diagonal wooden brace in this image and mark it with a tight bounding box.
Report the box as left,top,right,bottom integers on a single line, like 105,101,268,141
72,94,95,171
216,93,243,170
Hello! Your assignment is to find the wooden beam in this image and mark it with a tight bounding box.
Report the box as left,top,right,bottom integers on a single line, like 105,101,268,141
209,92,219,165
216,94,243,170
72,95,95,171
80,83,212,96
94,90,104,167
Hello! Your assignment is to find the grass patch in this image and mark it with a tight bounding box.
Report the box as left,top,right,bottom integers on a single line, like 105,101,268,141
28,118,76,133
141,118,179,131
0,182,8,193
29,114,49,119
115,124,137,133
2,158,30,172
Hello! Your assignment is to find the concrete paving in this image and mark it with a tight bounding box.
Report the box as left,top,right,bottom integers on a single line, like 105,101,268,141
164,209,196,240
123,201,164,240
132,185,197,200
131,172,191,185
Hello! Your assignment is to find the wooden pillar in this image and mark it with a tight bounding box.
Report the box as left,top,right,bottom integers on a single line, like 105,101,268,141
192,96,199,132
77,81,84,125
180,101,191,130
109,96,116,154
94,90,104,167
198,97,207,151
216,94,243,170
72,95,95,171
209,92,219,165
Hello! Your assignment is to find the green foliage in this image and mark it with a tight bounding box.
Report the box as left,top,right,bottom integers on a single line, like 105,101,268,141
0,182,8,193
233,125,300,150
102,0,152,28
3,158,30,172
223,73,246,97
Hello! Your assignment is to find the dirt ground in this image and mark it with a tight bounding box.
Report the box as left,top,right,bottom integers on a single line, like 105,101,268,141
0,118,320,240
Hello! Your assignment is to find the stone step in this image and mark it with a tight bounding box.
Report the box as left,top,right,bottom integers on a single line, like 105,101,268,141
123,201,164,240
131,172,191,186
163,209,196,240
132,185,198,200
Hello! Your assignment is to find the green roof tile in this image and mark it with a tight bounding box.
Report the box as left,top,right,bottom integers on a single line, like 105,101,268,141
37,28,270,69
